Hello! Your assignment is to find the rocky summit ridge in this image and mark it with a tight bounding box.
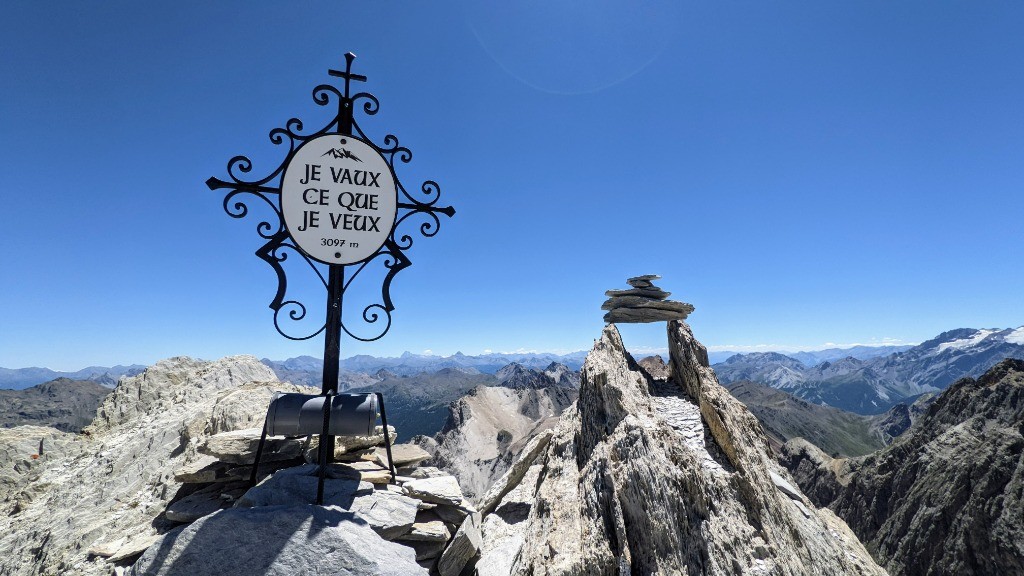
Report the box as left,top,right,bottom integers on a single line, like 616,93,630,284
0,356,481,576
2,322,890,576
781,358,1024,576
470,321,884,575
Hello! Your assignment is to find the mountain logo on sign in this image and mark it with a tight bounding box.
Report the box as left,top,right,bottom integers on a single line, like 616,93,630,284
322,147,362,162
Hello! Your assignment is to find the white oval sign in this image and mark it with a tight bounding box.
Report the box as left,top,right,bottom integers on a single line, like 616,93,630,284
281,135,397,265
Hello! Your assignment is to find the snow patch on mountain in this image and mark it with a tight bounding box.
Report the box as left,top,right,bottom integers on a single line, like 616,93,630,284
1004,326,1024,345
936,329,1000,353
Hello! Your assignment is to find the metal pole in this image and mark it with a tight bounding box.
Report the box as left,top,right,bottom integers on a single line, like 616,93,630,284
318,54,358,462
320,265,343,460
316,392,334,505
377,393,397,483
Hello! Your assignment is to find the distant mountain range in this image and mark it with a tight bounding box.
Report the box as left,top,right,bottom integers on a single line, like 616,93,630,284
0,351,590,391
707,344,912,366
714,327,1024,414
334,350,589,376
0,365,145,390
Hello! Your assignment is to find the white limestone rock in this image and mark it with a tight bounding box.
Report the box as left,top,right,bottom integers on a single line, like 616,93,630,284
0,355,288,576
477,463,543,576
303,424,397,462
198,428,305,464
424,385,574,503
479,323,886,576
0,425,84,513
477,428,553,516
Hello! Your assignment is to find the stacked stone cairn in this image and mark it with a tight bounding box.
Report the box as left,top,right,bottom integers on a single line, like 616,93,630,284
602,274,694,323
161,423,480,575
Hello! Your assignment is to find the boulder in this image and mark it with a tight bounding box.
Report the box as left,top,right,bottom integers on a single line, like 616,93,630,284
236,465,418,539
198,428,305,464
127,506,426,575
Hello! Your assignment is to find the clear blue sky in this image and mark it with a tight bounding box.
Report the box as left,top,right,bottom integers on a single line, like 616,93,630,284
2,1,1022,370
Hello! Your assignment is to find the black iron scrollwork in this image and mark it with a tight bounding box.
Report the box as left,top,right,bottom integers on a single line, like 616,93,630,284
207,53,455,342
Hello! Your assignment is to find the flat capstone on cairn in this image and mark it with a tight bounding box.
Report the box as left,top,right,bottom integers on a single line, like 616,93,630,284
602,275,694,323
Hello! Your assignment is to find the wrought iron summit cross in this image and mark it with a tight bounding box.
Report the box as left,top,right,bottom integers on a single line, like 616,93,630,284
207,52,455,387
329,53,368,95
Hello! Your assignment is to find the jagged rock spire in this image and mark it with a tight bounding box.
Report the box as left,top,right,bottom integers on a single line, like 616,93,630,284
602,275,694,323
473,321,886,575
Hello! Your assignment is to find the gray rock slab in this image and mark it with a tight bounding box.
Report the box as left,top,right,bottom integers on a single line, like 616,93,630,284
601,297,694,314
198,428,303,464
173,455,223,484
349,491,421,540
403,476,465,506
323,460,394,483
604,287,670,299
406,466,448,479
108,533,160,563
235,466,373,508
626,274,660,285
478,429,552,516
304,425,396,460
770,470,804,501
165,486,238,523
603,306,692,324
397,519,450,543
433,503,470,525
438,512,482,576
409,540,447,562
477,464,543,576
374,443,431,467
127,506,427,576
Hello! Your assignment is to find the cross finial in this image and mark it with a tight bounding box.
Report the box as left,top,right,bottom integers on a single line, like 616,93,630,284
329,52,368,98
